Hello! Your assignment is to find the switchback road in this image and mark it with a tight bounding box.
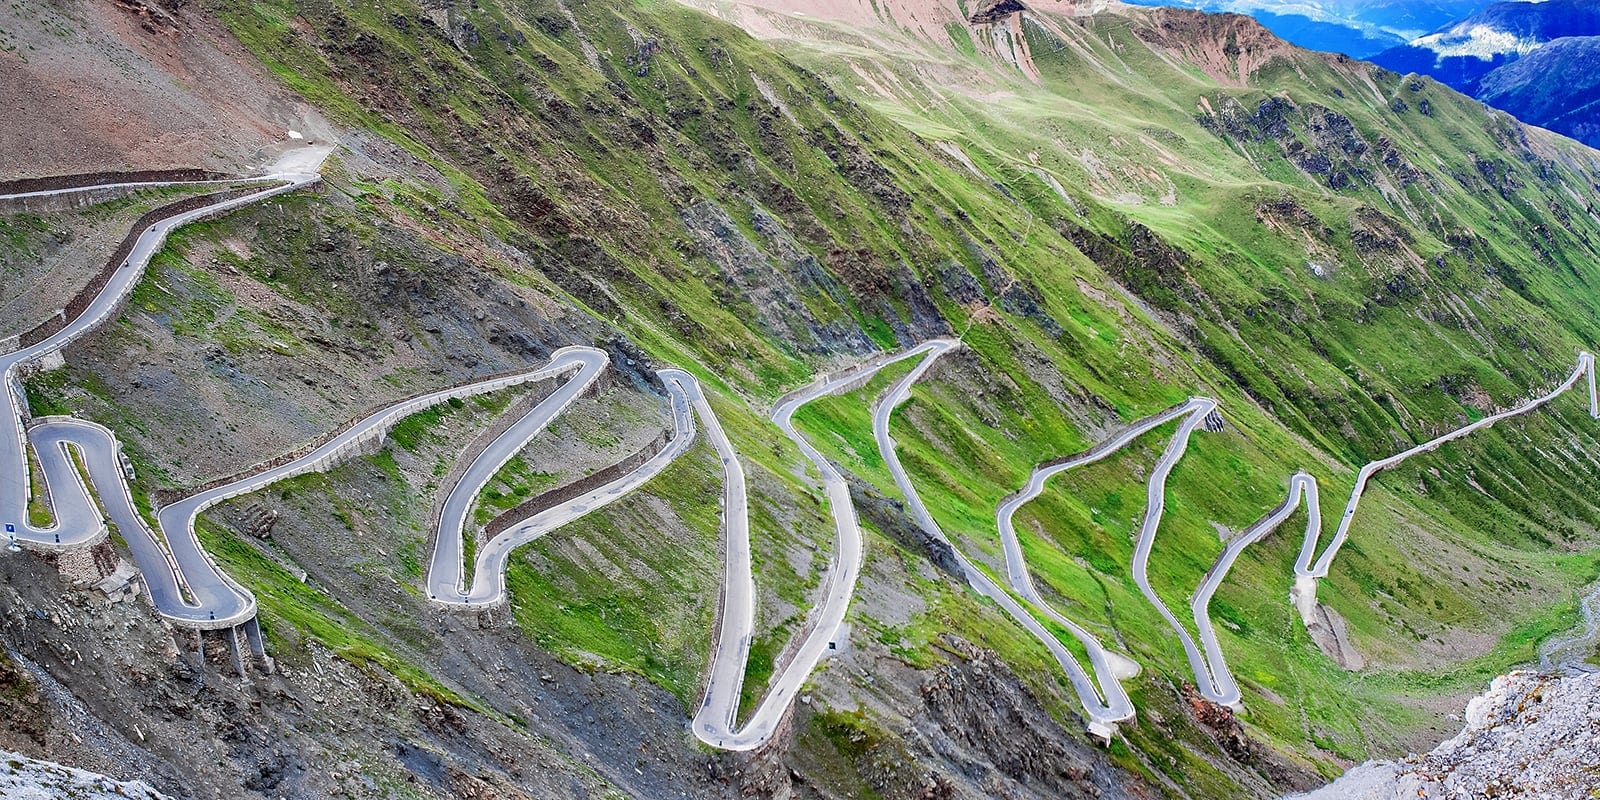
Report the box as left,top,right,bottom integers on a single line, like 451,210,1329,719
2,148,329,628
994,402,1202,724
1123,397,1244,707
426,347,612,605
1290,352,1600,624
423,360,699,610
875,339,1141,736
10,150,1599,742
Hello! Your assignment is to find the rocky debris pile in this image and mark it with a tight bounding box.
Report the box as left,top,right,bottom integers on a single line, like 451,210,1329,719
238,503,280,539
1305,603,1365,670
918,637,1123,799
1291,669,1600,799
1182,685,1319,792
0,749,170,800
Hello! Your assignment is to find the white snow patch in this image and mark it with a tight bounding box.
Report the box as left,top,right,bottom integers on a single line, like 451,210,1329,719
1410,25,1542,60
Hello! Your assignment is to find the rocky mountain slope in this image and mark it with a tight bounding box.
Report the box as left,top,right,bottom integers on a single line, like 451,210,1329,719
5,0,1600,798
1291,669,1600,799
0,0,329,176
1,749,171,800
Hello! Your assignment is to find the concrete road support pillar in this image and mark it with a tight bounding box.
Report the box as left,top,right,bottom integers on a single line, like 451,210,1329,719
227,625,246,679
243,616,274,674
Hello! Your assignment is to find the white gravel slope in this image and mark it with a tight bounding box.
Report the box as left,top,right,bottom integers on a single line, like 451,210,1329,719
1289,670,1600,799
1,749,171,800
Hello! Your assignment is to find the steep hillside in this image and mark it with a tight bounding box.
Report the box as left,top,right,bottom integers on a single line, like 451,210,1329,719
0,0,329,176
5,0,1600,798
1292,668,1600,798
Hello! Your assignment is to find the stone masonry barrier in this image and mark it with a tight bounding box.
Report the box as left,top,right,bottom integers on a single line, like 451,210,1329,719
0,168,228,196
483,428,673,540
17,187,262,349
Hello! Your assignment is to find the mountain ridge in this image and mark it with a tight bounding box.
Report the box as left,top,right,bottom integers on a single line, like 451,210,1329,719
4,0,1600,797
1370,0,1600,144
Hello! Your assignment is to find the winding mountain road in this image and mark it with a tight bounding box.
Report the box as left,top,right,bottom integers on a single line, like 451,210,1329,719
1189,471,1318,706
893,345,1600,723
993,401,1201,724
1,148,330,628
1116,352,1594,714
424,341,972,750
676,369,761,750
874,339,1145,736
1122,397,1246,707
10,147,1599,747
422,360,703,611
693,341,979,749
4,146,894,750
425,347,613,605
1289,352,1600,624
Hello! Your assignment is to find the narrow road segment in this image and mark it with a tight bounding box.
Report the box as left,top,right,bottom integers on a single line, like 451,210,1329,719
2,149,329,628
875,339,1139,737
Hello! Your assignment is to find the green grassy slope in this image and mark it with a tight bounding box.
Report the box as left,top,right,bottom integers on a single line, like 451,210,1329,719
20,0,1600,795
756,0,1600,777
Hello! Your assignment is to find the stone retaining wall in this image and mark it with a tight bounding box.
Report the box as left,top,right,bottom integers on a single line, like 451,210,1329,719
17,187,259,349
483,428,672,540
0,168,226,196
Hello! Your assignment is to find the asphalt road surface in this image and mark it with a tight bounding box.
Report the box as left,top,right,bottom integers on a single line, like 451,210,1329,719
1122,397,1249,707
1189,471,1317,707
1291,351,1599,623
1,148,329,628
671,369,760,750
697,340,960,745
993,402,1205,725
433,363,701,609
10,150,1599,736
874,339,1144,736
425,347,612,605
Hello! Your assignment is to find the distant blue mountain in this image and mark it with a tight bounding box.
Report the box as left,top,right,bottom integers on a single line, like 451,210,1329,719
1119,0,1486,57
1247,10,1405,57
1370,0,1600,145
1120,0,1600,147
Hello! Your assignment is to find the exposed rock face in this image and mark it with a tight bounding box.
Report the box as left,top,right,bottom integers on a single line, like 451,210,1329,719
0,530,714,800
1181,685,1320,792
1,749,171,800
678,199,874,356
970,0,1029,25
849,481,963,577
917,638,1124,799
1131,8,1296,85
1306,603,1365,671
1291,669,1600,799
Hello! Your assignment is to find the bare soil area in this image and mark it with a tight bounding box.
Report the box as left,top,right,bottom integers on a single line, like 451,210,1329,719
0,0,326,177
